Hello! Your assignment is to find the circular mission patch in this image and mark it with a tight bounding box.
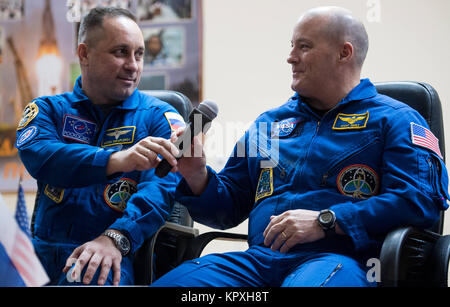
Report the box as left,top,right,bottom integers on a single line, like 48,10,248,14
337,164,379,199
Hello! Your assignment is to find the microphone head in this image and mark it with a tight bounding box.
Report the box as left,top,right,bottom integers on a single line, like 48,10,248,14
197,100,219,120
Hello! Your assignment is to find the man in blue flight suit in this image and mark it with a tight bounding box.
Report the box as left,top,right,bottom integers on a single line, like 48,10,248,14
152,6,449,287
15,7,184,286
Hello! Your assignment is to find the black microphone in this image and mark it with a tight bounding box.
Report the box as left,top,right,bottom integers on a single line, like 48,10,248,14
155,100,219,178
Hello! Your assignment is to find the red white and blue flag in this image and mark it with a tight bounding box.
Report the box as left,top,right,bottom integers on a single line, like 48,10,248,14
411,122,443,159
0,192,48,287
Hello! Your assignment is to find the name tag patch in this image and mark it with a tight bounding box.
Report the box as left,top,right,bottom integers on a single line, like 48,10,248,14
102,126,136,147
333,112,369,130
62,115,97,144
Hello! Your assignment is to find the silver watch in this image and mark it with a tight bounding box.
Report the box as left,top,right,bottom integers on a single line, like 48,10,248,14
103,230,131,256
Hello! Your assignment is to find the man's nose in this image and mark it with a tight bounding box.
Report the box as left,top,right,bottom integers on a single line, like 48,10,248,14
287,49,298,64
124,55,139,72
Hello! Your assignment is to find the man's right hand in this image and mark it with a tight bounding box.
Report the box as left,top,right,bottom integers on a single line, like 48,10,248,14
106,136,180,175
170,128,209,195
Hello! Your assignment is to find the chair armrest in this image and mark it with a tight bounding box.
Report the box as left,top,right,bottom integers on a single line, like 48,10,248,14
380,226,440,287
429,235,450,287
133,222,199,285
183,231,248,261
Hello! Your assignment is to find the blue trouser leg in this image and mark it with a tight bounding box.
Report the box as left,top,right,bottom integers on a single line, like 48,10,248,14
281,253,375,287
152,246,376,287
152,249,270,287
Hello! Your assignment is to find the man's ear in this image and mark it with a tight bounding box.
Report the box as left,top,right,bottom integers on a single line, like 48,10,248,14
339,42,354,63
77,43,89,66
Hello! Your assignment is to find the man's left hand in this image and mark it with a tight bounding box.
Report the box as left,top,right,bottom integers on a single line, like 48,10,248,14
263,209,325,253
62,235,122,286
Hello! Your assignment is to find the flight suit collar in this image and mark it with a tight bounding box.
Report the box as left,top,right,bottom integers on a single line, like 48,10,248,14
72,76,140,110
291,78,378,109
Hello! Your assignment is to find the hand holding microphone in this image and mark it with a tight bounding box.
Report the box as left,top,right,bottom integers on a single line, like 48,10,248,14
155,100,219,178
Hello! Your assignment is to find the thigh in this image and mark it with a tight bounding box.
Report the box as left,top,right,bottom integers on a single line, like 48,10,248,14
281,253,376,287
152,251,268,287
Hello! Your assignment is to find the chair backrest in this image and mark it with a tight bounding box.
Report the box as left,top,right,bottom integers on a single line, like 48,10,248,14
374,81,446,234
142,90,193,122
141,90,194,227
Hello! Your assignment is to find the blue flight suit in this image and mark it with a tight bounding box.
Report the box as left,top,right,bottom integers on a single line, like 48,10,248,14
16,77,183,285
153,79,449,287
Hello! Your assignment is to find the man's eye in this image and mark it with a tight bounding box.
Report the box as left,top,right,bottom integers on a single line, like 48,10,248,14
114,49,127,56
135,51,144,60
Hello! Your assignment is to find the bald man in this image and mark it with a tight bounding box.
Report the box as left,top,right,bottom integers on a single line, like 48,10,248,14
16,7,183,286
152,7,449,287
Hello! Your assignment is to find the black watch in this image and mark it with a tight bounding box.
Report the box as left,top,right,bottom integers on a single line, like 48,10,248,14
103,230,131,256
318,209,336,239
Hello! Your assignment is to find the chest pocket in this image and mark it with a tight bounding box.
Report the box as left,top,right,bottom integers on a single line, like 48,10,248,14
321,131,381,199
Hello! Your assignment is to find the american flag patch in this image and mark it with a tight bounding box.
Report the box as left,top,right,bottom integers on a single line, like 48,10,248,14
411,122,443,159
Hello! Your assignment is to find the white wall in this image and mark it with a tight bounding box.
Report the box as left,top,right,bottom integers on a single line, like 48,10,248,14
197,0,450,253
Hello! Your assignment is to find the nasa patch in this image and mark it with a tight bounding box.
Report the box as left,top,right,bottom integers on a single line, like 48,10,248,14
62,115,97,144
272,118,301,138
16,126,39,149
104,178,138,212
337,164,379,199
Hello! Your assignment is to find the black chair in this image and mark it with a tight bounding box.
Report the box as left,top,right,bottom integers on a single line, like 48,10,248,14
136,83,450,287
133,90,199,285
375,82,449,287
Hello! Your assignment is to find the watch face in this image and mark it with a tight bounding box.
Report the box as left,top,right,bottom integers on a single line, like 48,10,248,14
119,237,131,253
321,212,333,224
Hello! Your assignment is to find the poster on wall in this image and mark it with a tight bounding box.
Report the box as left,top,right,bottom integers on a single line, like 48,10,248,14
0,0,203,192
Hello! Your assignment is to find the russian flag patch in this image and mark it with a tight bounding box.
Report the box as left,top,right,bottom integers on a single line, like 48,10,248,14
164,112,186,132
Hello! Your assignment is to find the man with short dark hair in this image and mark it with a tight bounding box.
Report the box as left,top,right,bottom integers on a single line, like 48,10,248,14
152,6,449,287
16,7,183,286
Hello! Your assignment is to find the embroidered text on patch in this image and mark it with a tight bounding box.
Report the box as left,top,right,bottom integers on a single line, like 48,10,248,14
62,115,97,144
411,122,443,159
102,126,136,147
333,112,369,130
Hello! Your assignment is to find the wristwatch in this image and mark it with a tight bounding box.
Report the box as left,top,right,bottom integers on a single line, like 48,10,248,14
318,209,337,239
103,230,131,256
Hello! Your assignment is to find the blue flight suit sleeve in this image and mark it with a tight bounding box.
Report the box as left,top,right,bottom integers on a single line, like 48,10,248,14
175,135,254,230
17,98,116,188
330,108,449,251
108,104,182,254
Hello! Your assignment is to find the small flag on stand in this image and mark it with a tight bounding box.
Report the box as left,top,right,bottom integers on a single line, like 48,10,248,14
14,179,31,238
0,183,49,287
